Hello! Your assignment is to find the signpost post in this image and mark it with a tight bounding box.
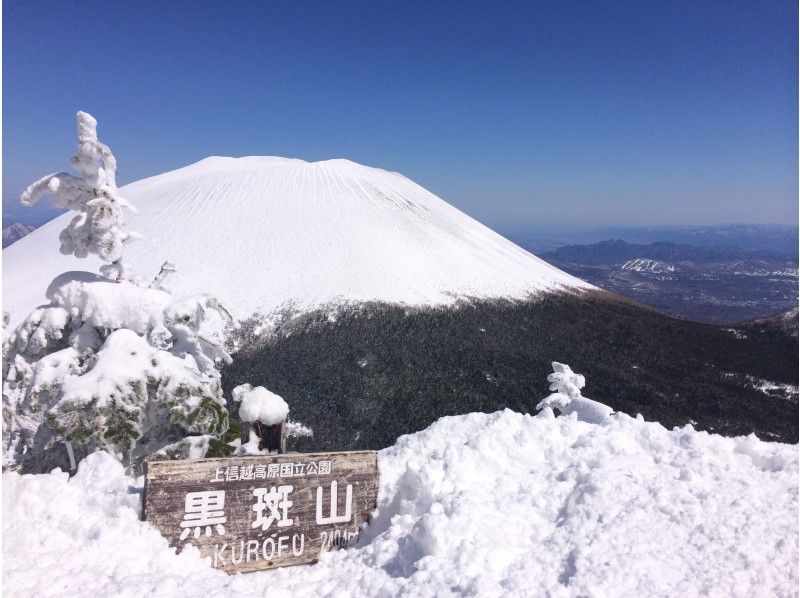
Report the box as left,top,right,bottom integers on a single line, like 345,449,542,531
142,451,379,573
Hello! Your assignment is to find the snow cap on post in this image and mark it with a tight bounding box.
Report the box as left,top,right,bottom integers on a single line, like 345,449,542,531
233,384,289,426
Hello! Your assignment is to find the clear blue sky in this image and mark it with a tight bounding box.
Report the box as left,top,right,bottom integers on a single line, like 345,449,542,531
3,1,797,231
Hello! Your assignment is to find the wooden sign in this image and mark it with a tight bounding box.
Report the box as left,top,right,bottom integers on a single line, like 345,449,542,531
142,451,378,573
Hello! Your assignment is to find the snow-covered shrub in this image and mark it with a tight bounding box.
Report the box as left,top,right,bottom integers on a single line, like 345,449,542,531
3,112,236,473
21,111,139,281
536,362,613,424
3,273,234,473
284,420,314,439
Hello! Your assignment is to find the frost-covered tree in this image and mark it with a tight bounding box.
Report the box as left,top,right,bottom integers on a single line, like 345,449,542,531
21,111,139,281
536,362,586,412
3,272,235,473
536,362,613,424
3,112,235,473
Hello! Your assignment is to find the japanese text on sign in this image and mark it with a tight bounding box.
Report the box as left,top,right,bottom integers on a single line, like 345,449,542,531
142,451,378,573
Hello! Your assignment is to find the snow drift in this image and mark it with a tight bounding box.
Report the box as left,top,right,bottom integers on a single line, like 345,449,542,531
4,156,591,327
4,408,797,597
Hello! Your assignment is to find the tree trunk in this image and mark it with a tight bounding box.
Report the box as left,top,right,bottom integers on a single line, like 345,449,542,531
241,421,285,453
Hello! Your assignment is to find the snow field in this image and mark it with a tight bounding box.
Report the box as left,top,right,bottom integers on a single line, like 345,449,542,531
3,408,797,597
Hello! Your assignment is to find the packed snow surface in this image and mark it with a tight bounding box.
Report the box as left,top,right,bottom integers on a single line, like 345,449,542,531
47,271,172,336
4,157,591,327
4,409,797,597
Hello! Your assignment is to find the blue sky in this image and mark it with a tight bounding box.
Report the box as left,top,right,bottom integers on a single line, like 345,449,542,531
3,1,797,231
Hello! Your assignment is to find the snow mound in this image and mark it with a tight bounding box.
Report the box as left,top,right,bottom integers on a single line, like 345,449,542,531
4,157,591,328
4,409,797,597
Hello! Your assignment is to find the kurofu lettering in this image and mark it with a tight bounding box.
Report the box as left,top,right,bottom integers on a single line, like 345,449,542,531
214,534,306,567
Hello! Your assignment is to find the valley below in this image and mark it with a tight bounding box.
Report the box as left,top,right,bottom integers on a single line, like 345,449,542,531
224,290,799,453
534,239,798,325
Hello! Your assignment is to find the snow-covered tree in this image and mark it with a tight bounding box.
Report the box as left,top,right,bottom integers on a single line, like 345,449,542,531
536,362,586,412
21,111,139,281
3,272,235,473
3,112,235,473
536,362,613,424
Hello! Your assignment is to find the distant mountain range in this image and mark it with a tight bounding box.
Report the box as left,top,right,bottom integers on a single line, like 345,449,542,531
511,224,799,255
2,223,36,248
537,239,797,325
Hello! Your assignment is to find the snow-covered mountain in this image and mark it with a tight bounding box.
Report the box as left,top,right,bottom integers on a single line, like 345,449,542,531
3,156,590,327
4,155,797,447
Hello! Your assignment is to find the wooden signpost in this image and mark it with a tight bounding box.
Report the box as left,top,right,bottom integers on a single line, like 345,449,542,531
142,451,379,574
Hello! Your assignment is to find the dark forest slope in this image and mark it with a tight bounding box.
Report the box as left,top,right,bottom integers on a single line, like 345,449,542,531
223,291,798,451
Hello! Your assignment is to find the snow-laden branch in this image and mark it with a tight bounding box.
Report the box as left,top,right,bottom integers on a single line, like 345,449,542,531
20,111,139,281
536,362,586,412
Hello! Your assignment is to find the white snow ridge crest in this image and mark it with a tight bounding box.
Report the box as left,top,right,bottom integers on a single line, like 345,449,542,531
4,156,592,328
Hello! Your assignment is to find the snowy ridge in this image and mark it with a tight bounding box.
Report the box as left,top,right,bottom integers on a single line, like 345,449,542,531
2,223,36,248
621,258,676,274
4,157,591,327
745,306,799,338
3,409,797,597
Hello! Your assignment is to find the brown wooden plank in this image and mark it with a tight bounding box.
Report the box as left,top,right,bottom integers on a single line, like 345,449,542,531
142,451,379,573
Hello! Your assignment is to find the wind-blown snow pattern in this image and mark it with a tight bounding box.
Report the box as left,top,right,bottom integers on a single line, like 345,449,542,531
4,409,797,597
4,157,591,327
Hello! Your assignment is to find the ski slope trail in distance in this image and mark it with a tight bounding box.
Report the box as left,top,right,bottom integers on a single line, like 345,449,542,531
4,156,592,327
